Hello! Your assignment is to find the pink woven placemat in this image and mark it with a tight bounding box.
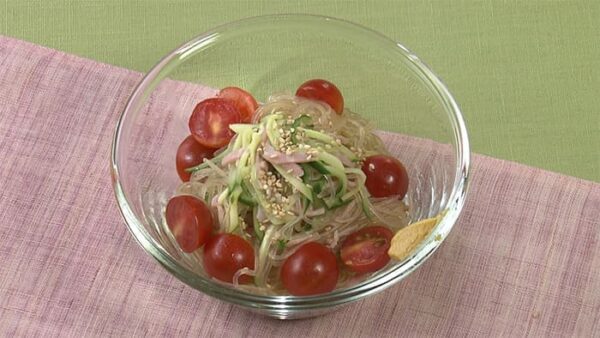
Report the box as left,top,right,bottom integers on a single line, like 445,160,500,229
0,36,599,337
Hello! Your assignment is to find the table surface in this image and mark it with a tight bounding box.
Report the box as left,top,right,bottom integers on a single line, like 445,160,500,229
3,1,599,181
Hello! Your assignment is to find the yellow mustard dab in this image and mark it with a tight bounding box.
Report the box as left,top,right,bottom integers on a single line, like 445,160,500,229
388,215,441,261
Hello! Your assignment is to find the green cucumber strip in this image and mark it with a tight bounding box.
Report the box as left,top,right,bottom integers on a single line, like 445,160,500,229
227,166,240,194
272,164,313,202
311,178,326,195
239,192,256,206
291,115,313,143
345,168,367,184
239,182,256,206
253,207,264,240
340,168,366,201
317,152,347,194
248,161,286,226
309,161,330,175
292,114,313,128
217,188,229,204
229,123,256,134
232,130,245,150
298,127,358,161
358,186,374,220
324,197,352,210
298,127,335,143
341,187,361,201
228,187,243,232
185,148,227,173
299,163,312,183
265,114,282,147
246,125,264,165
255,226,277,286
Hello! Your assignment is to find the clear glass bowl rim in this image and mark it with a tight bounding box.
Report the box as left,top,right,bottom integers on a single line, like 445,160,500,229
110,14,470,312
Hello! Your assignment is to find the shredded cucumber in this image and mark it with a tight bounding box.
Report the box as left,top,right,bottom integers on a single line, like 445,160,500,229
252,207,263,240
255,226,277,286
316,152,347,195
185,148,227,173
229,123,256,134
265,114,283,147
309,161,330,175
298,127,357,161
272,164,313,202
228,186,243,231
239,193,255,207
292,114,313,128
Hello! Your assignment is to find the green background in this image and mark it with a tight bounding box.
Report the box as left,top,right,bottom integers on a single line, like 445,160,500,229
3,0,599,181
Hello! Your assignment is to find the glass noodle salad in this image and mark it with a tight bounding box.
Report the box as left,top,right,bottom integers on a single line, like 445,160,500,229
168,80,410,296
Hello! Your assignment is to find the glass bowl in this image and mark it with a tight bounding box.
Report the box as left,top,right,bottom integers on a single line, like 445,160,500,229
111,14,469,319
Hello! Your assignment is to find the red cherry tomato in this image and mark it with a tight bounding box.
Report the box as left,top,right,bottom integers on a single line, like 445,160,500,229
218,87,258,123
165,195,213,253
203,233,255,284
175,135,215,181
361,155,409,199
296,79,344,114
280,242,339,296
340,226,393,274
189,98,241,149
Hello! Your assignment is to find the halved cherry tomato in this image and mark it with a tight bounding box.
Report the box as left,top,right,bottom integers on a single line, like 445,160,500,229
280,242,339,296
189,98,241,149
361,155,409,199
175,135,215,181
203,233,255,284
296,79,344,114
340,226,393,274
166,195,213,253
218,87,258,123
